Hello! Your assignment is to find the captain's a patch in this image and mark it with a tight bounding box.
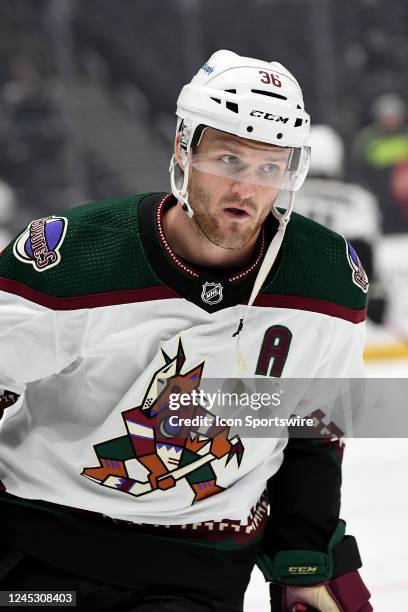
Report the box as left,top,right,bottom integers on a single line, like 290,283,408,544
346,240,369,293
13,215,68,272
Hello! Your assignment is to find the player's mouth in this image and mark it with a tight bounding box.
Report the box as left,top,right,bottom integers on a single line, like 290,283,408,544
223,207,251,219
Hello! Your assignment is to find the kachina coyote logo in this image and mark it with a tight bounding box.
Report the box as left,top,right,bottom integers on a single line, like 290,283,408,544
13,216,68,272
82,340,244,504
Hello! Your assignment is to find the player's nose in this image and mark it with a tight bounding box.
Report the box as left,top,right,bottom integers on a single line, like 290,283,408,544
230,178,256,199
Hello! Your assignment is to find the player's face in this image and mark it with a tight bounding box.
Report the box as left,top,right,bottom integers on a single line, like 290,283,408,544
187,128,290,250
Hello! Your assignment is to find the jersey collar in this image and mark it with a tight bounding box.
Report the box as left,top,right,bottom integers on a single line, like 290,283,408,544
138,193,280,313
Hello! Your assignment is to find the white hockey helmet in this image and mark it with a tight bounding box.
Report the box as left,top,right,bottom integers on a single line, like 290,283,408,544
170,50,311,216
308,124,344,178
371,93,406,122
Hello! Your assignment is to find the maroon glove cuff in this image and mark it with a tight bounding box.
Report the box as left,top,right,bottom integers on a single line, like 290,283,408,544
326,570,373,611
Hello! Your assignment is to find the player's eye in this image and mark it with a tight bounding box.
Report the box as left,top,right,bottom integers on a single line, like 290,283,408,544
219,153,241,165
260,163,281,174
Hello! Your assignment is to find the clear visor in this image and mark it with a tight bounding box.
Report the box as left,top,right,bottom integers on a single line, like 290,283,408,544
190,145,310,191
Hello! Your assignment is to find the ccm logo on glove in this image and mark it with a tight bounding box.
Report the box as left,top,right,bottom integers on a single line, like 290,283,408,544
288,567,318,575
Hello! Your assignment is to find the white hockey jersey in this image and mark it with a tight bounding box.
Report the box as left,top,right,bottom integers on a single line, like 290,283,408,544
0,192,367,531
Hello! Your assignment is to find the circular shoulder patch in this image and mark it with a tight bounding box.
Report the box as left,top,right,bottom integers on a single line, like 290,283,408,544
13,216,68,272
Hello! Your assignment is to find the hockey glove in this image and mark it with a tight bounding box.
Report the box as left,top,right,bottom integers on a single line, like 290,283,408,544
270,569,372,611
258,521,372,612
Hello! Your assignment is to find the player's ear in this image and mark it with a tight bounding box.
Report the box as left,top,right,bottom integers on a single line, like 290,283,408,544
174,132,186,170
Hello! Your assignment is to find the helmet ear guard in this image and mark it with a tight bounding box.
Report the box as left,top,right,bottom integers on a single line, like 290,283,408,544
174,134,186,170
169,123,193,216
170,122,210,217
169,153,193,217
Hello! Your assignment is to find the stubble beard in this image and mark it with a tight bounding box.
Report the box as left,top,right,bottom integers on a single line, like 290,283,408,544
188,173,271,250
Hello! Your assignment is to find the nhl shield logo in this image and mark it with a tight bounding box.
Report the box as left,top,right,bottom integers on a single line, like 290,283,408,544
201,282,223,305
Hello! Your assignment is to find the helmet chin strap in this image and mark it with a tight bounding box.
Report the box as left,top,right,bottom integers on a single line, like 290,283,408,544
234,191,296,372
169,153,194,218
247,191,295,307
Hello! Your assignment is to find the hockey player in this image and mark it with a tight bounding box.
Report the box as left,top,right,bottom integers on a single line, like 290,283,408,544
294,124,387,325
0,51,372,611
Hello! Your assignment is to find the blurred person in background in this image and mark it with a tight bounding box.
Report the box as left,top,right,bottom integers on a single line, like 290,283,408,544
0,178,17,250
0,57,67,217
351,92,408,233
390,158,408,222
0,51,372,611
295,124,388,326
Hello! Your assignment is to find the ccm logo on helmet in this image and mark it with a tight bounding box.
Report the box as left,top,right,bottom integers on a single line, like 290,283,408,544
250,110,289,123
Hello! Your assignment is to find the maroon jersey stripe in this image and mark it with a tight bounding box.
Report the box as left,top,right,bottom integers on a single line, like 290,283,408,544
249,293,366,323
0,276,366,321
0,277,180,309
